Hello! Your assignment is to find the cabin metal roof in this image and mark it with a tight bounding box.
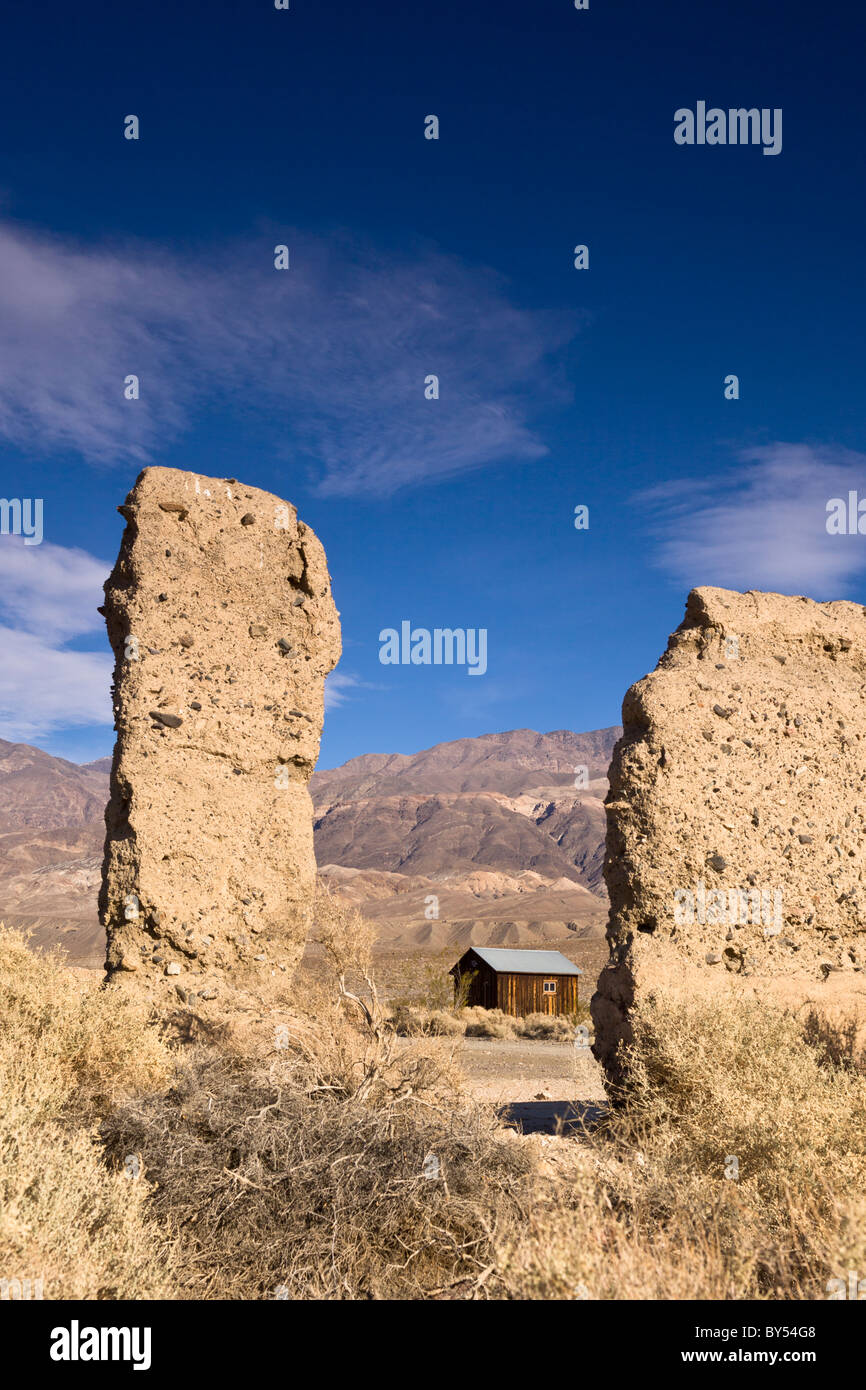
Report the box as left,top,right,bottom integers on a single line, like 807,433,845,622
457,947,583,976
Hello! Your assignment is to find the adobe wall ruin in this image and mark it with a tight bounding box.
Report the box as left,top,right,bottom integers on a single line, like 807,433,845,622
591,586,866,1087
99,467,341,1005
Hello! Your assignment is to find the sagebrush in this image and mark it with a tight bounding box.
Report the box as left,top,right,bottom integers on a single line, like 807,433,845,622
2,916,864,1300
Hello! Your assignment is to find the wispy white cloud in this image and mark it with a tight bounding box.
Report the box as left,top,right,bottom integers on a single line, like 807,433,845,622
0,626,111,740
324,671,385,711
0,537,112,737
0,538,109,640
0,221,575,496
324,672,357,711
638,443,866,598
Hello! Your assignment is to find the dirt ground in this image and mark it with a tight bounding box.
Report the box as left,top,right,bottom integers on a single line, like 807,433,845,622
455,1035,608,1135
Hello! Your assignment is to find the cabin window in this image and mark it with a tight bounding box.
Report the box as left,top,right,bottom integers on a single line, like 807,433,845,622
543,980,556,994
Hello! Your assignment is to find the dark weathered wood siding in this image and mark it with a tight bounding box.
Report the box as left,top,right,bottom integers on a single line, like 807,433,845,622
453,950,500,1006
451,950,579,1017
496,971,579,1017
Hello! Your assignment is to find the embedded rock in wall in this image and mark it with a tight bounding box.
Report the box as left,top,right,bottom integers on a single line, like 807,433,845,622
591,586,866,1087
99,467,341,1004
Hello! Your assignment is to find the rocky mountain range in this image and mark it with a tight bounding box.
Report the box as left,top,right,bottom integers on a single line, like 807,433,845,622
0,726,617,963
311,727,617,950
0,741,111,963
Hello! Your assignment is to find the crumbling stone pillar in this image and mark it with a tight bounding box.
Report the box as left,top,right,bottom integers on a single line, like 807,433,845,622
99,467,341,1005
591,586,866,1088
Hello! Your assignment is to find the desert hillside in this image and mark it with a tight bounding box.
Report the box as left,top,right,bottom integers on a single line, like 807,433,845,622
312,727,617,950
0,727,617,964
311,727,618,800
0,740,109,963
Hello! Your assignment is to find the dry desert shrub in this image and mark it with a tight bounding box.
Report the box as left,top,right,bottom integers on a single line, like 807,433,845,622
519,1012,575,1041
99,985,866,1301
388,1004,587,1042
461,1006,518,1039
102,1048,532,1300
4,910,865,1302
616,990,866,1201
592,989,866,1298
388,1003,465,1036
102,891,509,1299
0,926,176,1299
494,992,866,1300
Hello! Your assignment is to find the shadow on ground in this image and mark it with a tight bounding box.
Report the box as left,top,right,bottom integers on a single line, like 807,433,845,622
498,1099,608,1136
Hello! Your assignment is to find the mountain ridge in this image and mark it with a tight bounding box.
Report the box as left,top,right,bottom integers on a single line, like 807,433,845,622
0,725,618,962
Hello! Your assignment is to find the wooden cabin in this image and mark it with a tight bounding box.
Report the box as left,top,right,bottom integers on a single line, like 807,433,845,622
449,947,583,1017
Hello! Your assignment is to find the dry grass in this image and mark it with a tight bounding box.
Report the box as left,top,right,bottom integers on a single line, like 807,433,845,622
389,1002,589,1041
489,989,866,1301
100,892,524,1299
2,909,865,1301
0,926,176,1298
102,1050,532,1299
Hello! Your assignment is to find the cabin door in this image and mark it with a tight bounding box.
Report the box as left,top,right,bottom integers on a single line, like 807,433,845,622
542,979,557,1014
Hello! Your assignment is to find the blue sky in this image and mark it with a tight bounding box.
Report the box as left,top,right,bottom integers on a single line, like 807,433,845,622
0,0,865,767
